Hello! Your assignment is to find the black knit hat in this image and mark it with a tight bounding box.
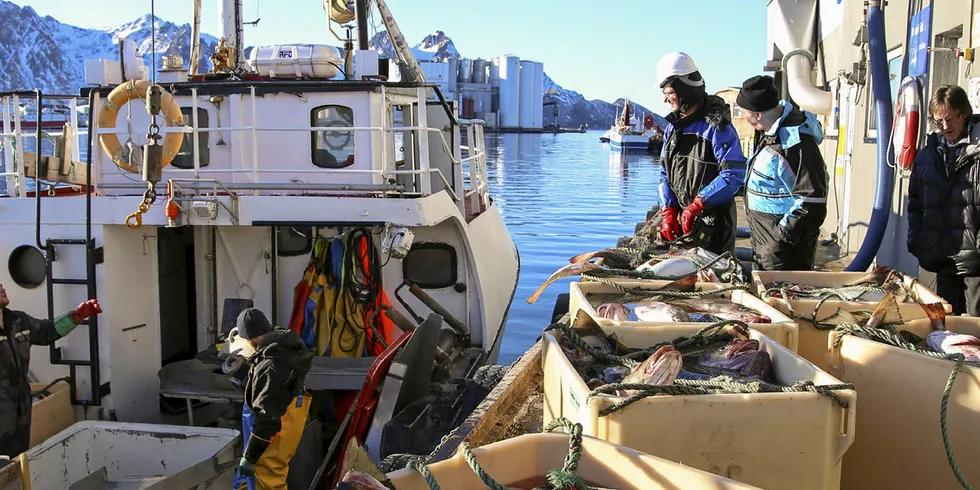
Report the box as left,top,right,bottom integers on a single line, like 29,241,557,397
736,75,780,112
237,308,273,339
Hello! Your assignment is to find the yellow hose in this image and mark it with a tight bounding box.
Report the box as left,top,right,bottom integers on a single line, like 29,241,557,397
18,453,30,490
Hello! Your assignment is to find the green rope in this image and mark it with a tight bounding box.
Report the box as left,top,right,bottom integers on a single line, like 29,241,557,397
410,459,442,490
765,284,889,302
941,356,974,490
460,442,509,490
588,378,854,417
545,319,748,370
542,418,594,490
579,275,750,300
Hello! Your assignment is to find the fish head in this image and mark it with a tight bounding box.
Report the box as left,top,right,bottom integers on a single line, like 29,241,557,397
740,350,774,381
336,471,390,490
602,366,631,384
726,339,760,358
597,303,629,321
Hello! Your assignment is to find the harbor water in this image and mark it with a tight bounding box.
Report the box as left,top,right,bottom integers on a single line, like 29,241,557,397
487,131,662,364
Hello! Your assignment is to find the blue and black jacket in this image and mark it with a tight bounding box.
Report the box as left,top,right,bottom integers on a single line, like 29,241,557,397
744,100,829,270
658,95,746,254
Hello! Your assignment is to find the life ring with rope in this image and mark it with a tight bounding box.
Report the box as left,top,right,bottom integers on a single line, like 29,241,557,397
98,80,185,173
891,76,922,171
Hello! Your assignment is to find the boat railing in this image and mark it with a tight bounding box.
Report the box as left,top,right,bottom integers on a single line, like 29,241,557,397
0,85,492,214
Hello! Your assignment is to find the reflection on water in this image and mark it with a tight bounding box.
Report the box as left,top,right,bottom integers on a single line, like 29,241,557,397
489,131,662,363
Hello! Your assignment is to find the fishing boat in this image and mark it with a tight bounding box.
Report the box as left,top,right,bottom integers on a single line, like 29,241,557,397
603,100,662,154
0,0,519,487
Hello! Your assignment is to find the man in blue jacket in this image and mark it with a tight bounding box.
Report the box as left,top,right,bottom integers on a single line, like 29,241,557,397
736,75,829,270
656,52,746,254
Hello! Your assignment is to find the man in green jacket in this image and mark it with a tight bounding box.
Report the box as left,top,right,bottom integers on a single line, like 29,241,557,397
0,282,101,458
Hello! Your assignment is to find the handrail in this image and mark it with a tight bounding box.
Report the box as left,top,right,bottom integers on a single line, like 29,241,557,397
0,85,486,205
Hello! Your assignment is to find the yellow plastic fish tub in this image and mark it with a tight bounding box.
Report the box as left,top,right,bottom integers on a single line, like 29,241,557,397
542,326,857,490
568,279,800,351
751,270,951,372
387,432,762,489
827,317,980,490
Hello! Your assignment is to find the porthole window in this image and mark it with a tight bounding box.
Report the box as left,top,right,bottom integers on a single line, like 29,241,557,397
277,227,313,257
172,107,210,169
311,105,355,169
8,245,46,289
403,243,457,289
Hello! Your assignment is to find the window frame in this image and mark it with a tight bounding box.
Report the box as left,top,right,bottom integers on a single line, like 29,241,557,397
310,104,356,169
402,242,458,289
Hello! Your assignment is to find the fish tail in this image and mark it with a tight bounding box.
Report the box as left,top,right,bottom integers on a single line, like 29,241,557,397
866,292,902,328
921,302,947,331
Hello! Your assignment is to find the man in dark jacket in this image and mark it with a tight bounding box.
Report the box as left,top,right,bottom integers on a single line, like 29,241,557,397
908,85,980,316
736,75,829,270
0,282,101,458
655,52,747,255
233,308,313,490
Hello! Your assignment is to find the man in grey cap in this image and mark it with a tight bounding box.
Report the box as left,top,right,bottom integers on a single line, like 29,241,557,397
232,308,312,490
737,74,829,270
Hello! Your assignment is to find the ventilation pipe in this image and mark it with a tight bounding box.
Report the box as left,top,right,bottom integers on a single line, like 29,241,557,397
771,0,832,115
845,0,894,271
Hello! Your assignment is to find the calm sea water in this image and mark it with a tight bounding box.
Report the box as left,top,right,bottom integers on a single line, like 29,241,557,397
487,131,662,364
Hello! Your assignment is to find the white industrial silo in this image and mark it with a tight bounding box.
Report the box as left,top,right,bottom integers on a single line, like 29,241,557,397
447,58,458,95
458,58,473,83
498,56,521,128
472,59,488,84
489,58,500,87
518,60,535,129
532,62,544,129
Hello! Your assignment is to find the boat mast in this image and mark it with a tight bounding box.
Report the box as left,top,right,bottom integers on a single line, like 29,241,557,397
219,0,244,69
372,0,426,82
190,0,202,75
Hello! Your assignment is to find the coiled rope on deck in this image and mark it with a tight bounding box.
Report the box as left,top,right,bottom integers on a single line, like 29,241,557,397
833,324,980,490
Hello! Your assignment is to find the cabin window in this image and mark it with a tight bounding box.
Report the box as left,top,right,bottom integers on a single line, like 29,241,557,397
311,105,355,168
276,226,313,257
171,107,210,169
403,243,457,289
865,47,903,139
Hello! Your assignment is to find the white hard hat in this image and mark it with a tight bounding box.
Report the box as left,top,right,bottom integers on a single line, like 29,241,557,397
656,52,703,88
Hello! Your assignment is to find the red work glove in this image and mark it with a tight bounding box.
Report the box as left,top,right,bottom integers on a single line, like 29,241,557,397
659,207,681,242
71,299,102,324
680,196,707,235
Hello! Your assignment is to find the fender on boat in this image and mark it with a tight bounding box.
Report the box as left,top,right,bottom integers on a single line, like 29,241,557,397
845,0,894,272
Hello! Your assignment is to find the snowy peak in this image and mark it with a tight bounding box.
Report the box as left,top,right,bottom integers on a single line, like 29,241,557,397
415,30,460,61
368,30,460,62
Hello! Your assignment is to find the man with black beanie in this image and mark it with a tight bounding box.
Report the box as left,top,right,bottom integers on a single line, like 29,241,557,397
737,75,829,270
655,52,747,255
232,308,313,490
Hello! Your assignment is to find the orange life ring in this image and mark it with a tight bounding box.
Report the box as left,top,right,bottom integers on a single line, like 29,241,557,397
98,80,184,174
891,76,921,171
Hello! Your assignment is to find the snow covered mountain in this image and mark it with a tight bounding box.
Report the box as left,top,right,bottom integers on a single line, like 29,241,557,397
0,1,642,129
0,1,217,94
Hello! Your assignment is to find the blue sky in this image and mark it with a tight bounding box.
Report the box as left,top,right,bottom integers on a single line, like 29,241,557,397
11,0,768,114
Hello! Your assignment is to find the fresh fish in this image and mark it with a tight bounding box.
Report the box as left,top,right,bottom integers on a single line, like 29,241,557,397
335,471,390,490
636,256,699,277
698,338,774,382
568,248,640,269
620,345,683,392
596,303,629,321
845,266,893,286
864,292,903,327
527,262,602,304
926,331,980,362
634,301,691,322
688,312,723,322
668,298,772,323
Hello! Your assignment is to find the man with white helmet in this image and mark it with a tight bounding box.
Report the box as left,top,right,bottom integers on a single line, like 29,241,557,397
655,52,746,255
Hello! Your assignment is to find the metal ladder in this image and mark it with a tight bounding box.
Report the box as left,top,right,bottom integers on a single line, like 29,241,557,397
44,238,104,406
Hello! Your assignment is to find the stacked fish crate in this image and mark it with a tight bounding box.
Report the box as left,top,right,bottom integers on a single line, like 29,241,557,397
542,265,856,490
